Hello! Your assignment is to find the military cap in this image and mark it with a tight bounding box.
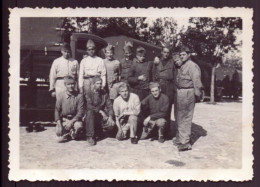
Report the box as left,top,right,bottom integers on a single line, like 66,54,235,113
179,45,190,53
123,41,133,52
64,76,75,84
136,46,146,53
86,39,96,48
149,82,160,89
61,43,71,51
92,76,102,84
105,44,115,52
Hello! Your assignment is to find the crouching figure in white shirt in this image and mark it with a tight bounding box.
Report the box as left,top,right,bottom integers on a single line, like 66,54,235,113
113,82,140,144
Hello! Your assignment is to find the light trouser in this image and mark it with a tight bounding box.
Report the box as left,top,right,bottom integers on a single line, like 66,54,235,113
116,115,138,139
175,88,195,145
56,118,84,140
140,118,167,139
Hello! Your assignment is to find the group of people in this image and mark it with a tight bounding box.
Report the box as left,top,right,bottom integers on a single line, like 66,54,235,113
49,39,203,152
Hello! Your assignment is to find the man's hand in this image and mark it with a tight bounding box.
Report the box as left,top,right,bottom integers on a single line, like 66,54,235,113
138,75,147,81
107,116,115,127
154,56,160,65
51,91,56,98
64,120,74,131
99,110,108,121
143,116,151,126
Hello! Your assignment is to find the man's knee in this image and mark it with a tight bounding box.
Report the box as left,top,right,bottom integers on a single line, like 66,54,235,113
156,118,167,127
74,121,83,130
128,115,138,126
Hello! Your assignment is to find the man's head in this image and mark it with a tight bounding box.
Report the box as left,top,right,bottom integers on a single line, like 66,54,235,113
172,53,183,67
105,44,115,61
64,76,76,93
86,39,96,57
92,76,102,91
61,43,71,59
118,82,130,100
123,41,133,60
149,82,161,99
179,46,191,63
136,46,146,63
161,47,171,60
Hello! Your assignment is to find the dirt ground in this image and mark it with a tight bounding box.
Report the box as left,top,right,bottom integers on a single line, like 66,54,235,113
20,100,242,169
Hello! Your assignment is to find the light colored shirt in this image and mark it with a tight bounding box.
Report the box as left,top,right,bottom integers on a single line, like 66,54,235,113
49,56,79,91
78,56,106,88
113,93,141,117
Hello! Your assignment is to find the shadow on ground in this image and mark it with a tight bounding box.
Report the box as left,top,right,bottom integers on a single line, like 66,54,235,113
168,121,207,146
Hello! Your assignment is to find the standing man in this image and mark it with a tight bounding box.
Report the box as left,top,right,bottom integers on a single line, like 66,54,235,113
85,76,115,146
120,41,134,83
174,46,203,151
103,44,121,100
78,39,106,94
55,76,85,143
49,43,79,99
128,47,153,101
113,83,141,144
153,45,176,122
140,82,169,143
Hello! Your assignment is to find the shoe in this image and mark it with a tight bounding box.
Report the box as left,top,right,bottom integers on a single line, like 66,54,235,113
131,137,138,144
86,137,96,146
178,143,192,152
172,137,181,146
158,136,165,143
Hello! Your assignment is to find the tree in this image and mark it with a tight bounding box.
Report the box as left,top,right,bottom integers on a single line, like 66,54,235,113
179,17,242,103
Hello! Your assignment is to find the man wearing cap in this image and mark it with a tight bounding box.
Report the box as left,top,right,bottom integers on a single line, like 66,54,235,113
174,46,203,151
113,82,140,144
128,46,153,101
120,41,134,83
153,45,176,121
84,76,115,146
49,43,79,99
140,82,169,143
55,76,85,143
103,44,121,100
78,39,106,94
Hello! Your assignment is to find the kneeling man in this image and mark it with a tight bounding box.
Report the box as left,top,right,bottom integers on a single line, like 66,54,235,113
113,83,141,144
55,76,84,143
140,82,169,143
85,76,115,146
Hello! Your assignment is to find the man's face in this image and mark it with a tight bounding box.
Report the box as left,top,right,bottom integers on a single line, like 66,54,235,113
105,50,114,60
151,87,161,98
119,88,129,99
136,52,146,62
161,48,170,60
180,51,190,62
173,55,183,67
61,49,71,59
87,47,96,57
124,50,132,60
65,82,75,93
94,80,102,91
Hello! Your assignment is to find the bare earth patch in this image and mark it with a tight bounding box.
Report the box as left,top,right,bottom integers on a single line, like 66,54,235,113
20,101,242,169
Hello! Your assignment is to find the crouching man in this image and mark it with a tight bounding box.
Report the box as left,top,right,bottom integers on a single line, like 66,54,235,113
140,82,169,143
85,76,115,146
113,83,141,144
55,76,85,143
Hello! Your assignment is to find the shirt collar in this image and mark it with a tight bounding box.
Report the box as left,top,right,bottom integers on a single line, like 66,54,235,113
66,91,76,99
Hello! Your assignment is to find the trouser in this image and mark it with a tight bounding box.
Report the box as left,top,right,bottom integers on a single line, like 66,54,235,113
85,110,114,138
56,117,84,139
141,118,167,139
116,115,138,139
176,88,195,144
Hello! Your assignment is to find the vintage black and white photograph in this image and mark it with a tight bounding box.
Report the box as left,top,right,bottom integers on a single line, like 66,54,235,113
8,8,253,181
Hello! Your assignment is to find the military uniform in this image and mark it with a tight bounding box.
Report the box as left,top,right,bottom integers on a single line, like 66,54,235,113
128,58,153,101
55,90,85,141
84,88,115,139
49,56,79,98
175,59,202,146
120,58,132,82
